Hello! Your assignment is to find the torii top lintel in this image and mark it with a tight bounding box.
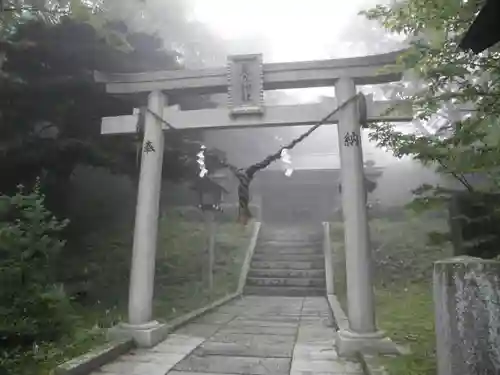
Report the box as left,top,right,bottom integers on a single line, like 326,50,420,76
94,49,407,95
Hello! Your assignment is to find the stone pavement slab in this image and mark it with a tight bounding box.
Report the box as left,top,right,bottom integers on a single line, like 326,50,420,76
227,318,298,328
193,334,295,357
210,332,294,345
173,355,291,374
89,296,363,375
195,312,237,325
91,333,205,375
220,324,297,336
233,315,301,323
174,323,222,338
290,297,363,375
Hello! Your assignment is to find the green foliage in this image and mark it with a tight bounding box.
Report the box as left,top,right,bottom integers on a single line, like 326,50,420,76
363,0,500,187
362,0,500,256
0,15,218,220
0,179,74,372
448,191,500,258
0,2,229,373
0,1,225,226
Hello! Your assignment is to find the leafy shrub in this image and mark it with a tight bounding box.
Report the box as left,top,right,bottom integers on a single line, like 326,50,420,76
0,180,73,357
448,191,500,259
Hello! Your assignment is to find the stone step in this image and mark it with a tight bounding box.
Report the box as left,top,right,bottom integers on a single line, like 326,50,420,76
258,240,322,246
246,277,326,287
259,234,323,242
259,228,322,238
252,253,325,262
256,246,323,253
248,268,326,279
258,239,322,245
251,260,324,270
260,225,321,231
255,247,323,255
260,225,320,230
244,286,326,297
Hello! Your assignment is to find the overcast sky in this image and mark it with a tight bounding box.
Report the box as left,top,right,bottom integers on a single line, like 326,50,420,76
191,0,401,102
192,0,392,62
188,0,414,170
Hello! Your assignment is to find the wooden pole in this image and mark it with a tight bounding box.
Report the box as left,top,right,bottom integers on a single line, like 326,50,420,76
204,210,216,291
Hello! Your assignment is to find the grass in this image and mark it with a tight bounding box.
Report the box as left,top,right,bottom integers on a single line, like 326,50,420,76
331,211,453,375
376,284,436,375
8,211,252,375
153,215,251,320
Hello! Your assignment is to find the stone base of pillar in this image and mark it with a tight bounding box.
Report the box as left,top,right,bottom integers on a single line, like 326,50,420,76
336,329,400,357
107,321,168,348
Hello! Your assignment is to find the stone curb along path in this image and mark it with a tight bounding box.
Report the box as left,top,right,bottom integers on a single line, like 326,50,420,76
87,295,364,375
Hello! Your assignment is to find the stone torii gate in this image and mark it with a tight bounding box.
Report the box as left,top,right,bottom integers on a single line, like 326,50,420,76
95,51,413,353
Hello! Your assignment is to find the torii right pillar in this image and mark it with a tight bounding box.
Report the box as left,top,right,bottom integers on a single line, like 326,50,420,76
335,77,399,356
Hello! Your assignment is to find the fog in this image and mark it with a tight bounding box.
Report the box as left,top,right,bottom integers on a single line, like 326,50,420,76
121,0,458,219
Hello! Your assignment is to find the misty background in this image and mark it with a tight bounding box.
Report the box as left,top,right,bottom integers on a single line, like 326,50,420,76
85,0,461,221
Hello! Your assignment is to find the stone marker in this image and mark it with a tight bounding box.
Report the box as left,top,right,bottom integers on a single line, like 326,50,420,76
434,256,500,375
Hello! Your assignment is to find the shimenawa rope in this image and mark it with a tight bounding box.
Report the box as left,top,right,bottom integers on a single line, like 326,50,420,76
137,93,367,224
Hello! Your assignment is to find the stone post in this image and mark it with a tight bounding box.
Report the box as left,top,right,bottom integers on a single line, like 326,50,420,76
108,90,168,347
434,256,500,375
335,78,397,356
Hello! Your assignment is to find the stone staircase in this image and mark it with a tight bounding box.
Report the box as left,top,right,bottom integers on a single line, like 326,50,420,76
244,226,326,296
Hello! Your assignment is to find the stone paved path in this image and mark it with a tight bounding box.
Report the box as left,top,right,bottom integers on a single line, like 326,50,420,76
91,296,363,375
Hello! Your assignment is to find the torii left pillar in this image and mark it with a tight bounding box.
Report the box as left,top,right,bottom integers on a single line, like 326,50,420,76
108,90,168,347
